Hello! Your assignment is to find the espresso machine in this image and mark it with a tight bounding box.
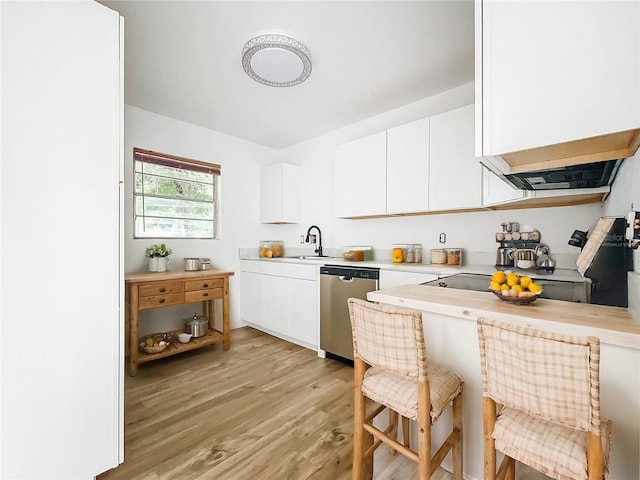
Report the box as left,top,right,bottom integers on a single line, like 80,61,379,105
495,222,550,271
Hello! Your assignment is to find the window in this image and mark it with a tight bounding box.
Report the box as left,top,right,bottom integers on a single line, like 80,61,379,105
134,148,220,239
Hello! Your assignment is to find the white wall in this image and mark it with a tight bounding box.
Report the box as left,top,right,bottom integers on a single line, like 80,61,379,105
124,106,276,333
603,152,639,272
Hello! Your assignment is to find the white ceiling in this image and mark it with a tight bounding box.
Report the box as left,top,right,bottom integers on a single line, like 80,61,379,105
100,1,475,149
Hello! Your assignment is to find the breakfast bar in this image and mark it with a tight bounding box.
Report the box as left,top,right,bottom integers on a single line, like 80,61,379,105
367,284,640,480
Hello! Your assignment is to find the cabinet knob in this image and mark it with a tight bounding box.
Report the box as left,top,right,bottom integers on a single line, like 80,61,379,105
159,298,165,304
159,288,166,293
203,292,208,297
203,283,208,288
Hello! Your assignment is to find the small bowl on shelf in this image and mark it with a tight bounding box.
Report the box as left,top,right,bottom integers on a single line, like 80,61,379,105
489,289,541,305
177,332,192,343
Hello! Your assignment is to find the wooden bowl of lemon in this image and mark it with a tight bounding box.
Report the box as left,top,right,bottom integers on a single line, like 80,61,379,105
489,271,542,305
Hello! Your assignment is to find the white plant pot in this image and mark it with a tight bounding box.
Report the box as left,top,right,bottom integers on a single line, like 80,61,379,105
148,257,159,272
157,256,170,272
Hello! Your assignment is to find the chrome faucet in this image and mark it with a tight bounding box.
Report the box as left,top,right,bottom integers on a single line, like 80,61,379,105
305,225,323,257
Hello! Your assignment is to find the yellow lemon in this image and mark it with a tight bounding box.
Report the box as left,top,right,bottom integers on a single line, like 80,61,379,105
490,281,501,291
520,276,532,288
500,283,510,291
528,282,543,293
491,271,506,284
511,284,523,293
506,273,519,287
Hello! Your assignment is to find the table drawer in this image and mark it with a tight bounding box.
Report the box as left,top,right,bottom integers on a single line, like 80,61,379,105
185,288,223,303
138,293,184,310
139,282,184,297
185,278,224,292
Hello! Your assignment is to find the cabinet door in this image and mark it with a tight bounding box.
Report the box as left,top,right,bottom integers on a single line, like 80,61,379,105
240,272,263,325
479,0,640,157
1,2,123,478
262,276,290,333
288,279,318,347
260,162,300,223
334,132,387,217
387,117,430,213
429,105,481,210
481,166,525,206
379,271,438,289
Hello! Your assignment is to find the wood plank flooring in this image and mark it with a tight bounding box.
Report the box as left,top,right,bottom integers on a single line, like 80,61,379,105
98,327,451,480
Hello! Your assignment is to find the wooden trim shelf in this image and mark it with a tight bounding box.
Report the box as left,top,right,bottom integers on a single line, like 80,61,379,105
137,328,224,364
125,269,234,376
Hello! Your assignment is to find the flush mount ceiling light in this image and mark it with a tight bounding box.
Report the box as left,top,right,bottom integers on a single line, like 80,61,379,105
242,33,312,87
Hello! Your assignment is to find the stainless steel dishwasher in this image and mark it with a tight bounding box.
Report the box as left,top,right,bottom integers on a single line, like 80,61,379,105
320,265,379,363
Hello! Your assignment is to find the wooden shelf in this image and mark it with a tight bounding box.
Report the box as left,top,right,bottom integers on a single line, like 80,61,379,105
125,269,233,376
137,328,224,364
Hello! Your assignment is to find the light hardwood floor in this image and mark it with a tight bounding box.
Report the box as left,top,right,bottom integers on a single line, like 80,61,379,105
98,327,451,480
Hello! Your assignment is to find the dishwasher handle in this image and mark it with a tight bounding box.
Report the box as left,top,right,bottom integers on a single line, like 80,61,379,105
338,275,354,282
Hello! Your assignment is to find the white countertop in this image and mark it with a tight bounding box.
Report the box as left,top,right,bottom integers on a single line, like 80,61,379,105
239,254,588,283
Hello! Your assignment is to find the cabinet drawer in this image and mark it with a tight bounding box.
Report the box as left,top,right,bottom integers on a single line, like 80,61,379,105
185,278,224,292
139,282,183,297
138,293,184,310
185,288,223,303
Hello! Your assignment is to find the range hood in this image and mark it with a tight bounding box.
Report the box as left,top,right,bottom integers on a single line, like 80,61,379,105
504,158,623,191
482,128,640,191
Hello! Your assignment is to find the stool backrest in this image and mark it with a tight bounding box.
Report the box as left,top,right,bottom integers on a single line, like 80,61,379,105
477,317,601,435
348,298,427,381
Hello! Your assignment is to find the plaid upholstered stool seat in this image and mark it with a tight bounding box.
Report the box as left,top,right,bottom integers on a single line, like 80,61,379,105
348,298,463,480
477,317,612,480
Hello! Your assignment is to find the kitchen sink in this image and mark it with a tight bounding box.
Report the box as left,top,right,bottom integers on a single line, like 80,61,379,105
286,255,330,260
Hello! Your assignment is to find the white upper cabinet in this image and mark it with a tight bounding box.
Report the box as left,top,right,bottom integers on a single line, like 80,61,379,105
260,162,300,223
429,105,482,210
387,117,430,214
334,131,387,218
476,0,640,173
482,166,525,206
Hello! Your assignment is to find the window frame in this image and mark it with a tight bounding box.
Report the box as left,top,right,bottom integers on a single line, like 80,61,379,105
133,148,221,239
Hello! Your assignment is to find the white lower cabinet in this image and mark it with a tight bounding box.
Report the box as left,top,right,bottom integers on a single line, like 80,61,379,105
379,270,438,289
240,261,318,349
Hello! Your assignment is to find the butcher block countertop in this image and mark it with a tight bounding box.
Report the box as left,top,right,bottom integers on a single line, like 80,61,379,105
125,269,234,283
368,284,640,350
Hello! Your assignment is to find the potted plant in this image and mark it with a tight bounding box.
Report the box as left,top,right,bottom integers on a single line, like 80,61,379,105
145,243,172,272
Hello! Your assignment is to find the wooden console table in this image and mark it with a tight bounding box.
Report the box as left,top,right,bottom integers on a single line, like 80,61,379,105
125,269,234,376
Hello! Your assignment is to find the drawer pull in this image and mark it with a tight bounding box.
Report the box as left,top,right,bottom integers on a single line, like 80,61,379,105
203,283,209,288
159,298,165,304
159,288,166,293
203,292,209,297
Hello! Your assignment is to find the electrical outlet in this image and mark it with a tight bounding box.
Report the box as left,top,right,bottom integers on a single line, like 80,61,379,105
439,232,446,244
300,235,305,244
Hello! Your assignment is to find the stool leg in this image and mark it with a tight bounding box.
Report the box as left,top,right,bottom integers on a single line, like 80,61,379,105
353,358,366,480
418,381,430,480
388,410,399,455
483,397,497,480
452,392,463,480
402,416,410,449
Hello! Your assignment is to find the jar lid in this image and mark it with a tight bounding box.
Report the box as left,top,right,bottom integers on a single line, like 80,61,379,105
184,314,207,325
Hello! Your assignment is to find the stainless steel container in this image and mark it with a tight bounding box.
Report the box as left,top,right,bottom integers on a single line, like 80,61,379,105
184,258,201,271
183,313,208,337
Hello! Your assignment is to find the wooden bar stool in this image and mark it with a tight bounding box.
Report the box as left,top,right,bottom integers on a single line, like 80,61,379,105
348,298,463,480
477,317,612,480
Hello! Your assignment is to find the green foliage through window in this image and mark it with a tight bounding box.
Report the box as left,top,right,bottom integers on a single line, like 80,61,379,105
134,148,220,239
